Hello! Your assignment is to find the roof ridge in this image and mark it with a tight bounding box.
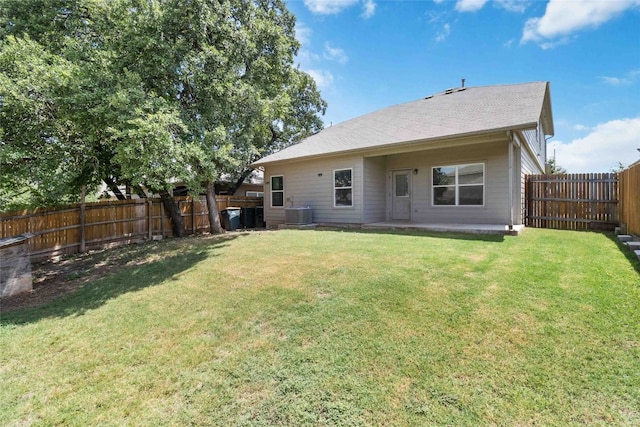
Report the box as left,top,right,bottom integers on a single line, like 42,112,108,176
424,81,547,99
253,81,552,166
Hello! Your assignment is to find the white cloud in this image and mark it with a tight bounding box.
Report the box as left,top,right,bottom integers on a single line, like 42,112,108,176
495,0,530,13
304,0,358,14
521,0,640,46
296,49,320,64
455,0,488,12
306,69,335,89
323,43,348,64
362,0,376,18
537,37,571,50
601,69,640,86
295,22,312,47
435,23,451,42
573,124,589,131
549,117,640,172
303,0,375,16
601,76,625,86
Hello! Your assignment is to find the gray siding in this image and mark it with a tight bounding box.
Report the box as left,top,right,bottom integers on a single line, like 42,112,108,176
263,155,364,226
521,121,546,171
263,135,532,227
385,140,510,224
362,157,386,223
520,140,544,224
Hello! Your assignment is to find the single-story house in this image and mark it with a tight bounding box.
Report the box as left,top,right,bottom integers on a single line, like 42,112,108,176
252,81,554,232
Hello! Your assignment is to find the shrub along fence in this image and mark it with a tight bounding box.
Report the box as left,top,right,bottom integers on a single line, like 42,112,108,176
0,196,263,260
618,162,640,236
525,173,619,231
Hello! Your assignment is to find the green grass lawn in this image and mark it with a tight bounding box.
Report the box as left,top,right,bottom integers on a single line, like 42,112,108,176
1,228,639,426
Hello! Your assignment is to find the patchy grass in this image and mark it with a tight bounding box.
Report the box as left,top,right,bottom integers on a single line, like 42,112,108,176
1,228,638,426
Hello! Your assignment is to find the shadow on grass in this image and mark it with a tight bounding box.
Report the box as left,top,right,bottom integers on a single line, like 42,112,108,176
314,226,507,243
605,232,640,274
1,234,239,325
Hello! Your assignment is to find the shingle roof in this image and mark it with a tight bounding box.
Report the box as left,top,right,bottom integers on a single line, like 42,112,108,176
254,81,553,165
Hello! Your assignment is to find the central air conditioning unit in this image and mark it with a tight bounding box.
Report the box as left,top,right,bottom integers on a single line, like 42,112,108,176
285,206,313,225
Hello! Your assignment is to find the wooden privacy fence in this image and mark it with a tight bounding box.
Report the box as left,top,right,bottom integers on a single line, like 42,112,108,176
618,162,640,236
525,173,618,231
0,195,263,260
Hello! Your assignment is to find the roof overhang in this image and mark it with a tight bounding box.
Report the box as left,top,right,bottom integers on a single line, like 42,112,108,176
253,123,538,167
541,82,555,136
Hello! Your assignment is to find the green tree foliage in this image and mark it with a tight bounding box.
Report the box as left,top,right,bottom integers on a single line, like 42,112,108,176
0,0,326,233
611,161,626,173
546,157,566,175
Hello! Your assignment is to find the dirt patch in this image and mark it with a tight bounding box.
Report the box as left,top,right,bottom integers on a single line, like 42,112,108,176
0,232,250,314
0,249,125,313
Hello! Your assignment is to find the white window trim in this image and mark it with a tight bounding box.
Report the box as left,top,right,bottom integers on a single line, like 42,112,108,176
246,191,264,198
333,168,353,208
270,175,284,208
432,163,485,207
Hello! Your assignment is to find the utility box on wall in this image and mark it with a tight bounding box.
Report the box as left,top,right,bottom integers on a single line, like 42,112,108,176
0,234,33,298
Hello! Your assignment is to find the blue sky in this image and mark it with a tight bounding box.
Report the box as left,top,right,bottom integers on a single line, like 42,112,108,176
287,0,640,172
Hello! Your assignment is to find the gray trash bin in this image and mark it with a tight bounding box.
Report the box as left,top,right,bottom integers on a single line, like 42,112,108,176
221,207,241,231
241,207,256,228
255,206,265,228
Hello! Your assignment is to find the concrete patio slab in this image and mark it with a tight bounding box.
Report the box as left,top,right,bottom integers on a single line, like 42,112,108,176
362,222,524,235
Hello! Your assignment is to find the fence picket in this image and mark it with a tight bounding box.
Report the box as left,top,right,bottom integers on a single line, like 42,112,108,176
525,173,619,231
0,196,263,260
619,163,640,235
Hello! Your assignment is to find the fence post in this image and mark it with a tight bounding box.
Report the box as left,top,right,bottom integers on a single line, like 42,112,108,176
160,201,165,237
192,198,197,235
80,186,86,252
148,200,153,240
525,177,531,226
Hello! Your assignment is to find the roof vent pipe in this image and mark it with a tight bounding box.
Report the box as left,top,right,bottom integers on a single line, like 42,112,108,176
461,78,465,88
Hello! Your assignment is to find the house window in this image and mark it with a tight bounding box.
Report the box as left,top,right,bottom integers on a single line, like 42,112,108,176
246,191,264,198
270,175,284,207
432,163,484,206
334,168,352,207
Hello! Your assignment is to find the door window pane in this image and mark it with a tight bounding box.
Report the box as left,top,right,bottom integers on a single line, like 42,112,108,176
395,174,409,197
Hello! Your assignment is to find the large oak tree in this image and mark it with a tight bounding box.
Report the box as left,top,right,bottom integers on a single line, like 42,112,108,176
0,0,326,233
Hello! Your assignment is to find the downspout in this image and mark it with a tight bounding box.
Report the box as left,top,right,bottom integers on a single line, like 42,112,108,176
544,135,554,173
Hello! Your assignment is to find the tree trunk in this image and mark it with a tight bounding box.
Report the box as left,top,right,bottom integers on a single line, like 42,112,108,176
227,168,254,195
205,181,224,234
103,177,126,200
159,189,185,237
132,183,148,198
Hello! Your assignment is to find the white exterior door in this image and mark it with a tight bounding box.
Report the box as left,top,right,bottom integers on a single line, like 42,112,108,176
392,170,411,220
